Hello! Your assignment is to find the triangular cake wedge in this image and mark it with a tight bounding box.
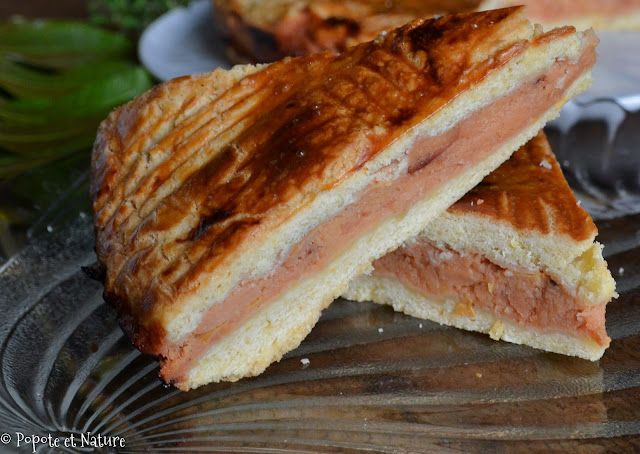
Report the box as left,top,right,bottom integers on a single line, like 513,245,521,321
344,131,616,360
92,8,597,390
214,0,640,64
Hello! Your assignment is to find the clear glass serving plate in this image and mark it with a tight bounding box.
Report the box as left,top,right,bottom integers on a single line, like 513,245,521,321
0,6,638,452
547,30,640,220
0,212,639,453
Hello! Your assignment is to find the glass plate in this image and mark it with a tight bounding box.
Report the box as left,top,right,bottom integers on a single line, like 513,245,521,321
0,213,639,453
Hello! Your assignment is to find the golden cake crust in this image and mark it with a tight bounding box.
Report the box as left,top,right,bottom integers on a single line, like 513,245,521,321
447,131,598,242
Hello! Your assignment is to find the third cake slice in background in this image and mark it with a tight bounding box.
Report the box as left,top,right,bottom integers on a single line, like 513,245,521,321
213,0,640,63
213,0,480,62
344,132,616,361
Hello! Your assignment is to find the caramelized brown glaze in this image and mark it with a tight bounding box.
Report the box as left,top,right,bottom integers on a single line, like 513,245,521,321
448,131,598,241
93,8,536,357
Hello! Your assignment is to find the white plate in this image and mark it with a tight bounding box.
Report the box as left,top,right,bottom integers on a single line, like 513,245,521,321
138,0,230,81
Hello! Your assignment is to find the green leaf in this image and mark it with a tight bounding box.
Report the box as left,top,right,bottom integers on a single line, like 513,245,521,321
0,121,100,154
52,66,154,117
88,0,195,34
0,66,154,169
0,58,134,99
0,18,133,68
0,66,154,133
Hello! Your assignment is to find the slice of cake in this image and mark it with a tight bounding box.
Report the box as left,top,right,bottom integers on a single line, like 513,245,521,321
344,132,616,360
213,0,640,63
213,0,481,62
92,8,597,389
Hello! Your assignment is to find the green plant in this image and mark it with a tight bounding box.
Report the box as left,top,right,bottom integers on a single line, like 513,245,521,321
0,18,155,227
88,0,195,34
0,18,133,68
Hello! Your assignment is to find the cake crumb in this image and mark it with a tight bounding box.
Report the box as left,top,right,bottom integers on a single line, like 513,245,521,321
476,373,483,378
301,358,310,365
451,300,475,318
477,199,484,205
487,282,495,294
539,159,552,169
489,320,504,341
619,267,625,276
378,327,384,333
577,200,582,206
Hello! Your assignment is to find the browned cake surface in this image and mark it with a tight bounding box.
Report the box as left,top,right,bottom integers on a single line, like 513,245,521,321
92,8,542,356
447,131,598,241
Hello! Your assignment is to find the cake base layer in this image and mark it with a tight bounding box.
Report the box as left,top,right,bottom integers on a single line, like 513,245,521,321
344,268,609,361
